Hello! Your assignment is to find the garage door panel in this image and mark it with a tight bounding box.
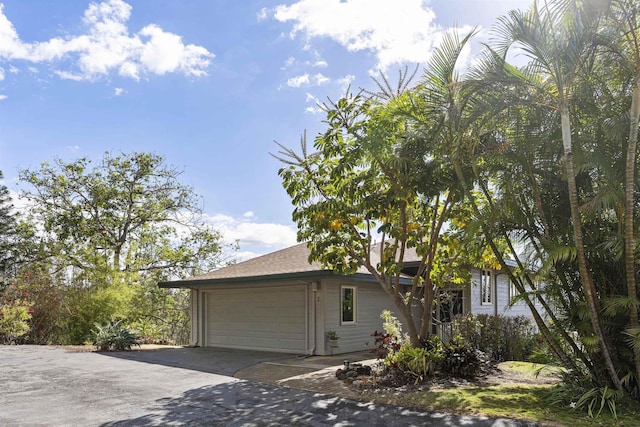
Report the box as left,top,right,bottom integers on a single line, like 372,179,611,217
278,322,304,334
206,285,307,353
252,322,279,333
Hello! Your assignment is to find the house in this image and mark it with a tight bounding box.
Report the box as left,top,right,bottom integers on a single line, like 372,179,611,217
159,243,536,355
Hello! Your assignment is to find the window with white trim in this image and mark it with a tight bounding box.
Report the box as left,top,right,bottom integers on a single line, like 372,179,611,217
341,285,357,324
509,279,519,302
481,269,493,305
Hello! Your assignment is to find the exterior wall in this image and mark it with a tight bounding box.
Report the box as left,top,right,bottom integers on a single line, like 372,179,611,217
191,280,316,354
468,268,536,318
318,278,399,355
190,289,198,346
185,267,545,355
497,273,532,317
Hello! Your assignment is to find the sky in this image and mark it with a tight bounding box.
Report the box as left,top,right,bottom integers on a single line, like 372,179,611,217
0,0,532,260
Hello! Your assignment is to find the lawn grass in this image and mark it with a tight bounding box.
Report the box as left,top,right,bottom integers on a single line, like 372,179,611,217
360,363,640,426
499,360,564,377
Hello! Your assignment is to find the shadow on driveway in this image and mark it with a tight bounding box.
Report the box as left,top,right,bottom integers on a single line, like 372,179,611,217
99,380,532,427
94,346,295,376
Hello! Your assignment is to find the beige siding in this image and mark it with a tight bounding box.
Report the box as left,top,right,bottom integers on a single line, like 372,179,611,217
204,285,307,353
319,279,399,355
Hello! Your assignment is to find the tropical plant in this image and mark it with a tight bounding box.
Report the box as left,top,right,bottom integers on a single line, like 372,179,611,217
439,335,483,378
456,0,640,398
388,343,443,383
92,320,140,351
326,330,339,340
274,37,493,347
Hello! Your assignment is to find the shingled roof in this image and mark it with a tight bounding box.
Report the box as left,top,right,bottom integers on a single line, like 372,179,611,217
158,242,378,288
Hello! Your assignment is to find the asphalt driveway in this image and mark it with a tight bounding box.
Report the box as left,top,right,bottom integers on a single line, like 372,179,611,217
0,345,536,426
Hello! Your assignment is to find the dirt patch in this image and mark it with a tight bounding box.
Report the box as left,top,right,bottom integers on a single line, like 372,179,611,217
411,363,559,391
279,359,559,402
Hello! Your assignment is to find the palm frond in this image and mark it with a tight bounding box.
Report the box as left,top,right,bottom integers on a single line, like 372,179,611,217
602,295,640,316
366,65,419,101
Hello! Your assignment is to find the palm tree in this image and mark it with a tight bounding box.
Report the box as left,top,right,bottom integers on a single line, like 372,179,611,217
490,0,623,390
603,0,640,389
404,28,581,367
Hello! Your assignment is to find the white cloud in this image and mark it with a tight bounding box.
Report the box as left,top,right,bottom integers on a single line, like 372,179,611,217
311,59,327,68
54,70,84,81
273,0,470,70
314,72,329,85
0,0,213,81
0,94,7,101
203,212,298,256
287,72,329,88
8,65,18,73
114,87,125,96
338,74,355,91
0,66,4,80
282,56,296,69
287,73,310,87
308,50,327,68
304,92,322,114
257,7,268,21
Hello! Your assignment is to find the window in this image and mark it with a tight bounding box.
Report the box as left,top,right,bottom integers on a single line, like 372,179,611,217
509,279,519,302
481,270,493,305
341,285,357,324
437,290,464,323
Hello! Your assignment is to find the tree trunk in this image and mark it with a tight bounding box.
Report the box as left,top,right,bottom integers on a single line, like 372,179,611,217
453,159,579,370
560,104,624,391
419,278,435,339
625,76,640,389
390,290,420,346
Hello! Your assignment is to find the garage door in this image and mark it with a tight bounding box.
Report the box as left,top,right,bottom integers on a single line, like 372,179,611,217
206,285,307,353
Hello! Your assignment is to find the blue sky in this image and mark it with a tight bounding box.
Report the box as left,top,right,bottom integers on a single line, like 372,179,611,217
0,0,531,260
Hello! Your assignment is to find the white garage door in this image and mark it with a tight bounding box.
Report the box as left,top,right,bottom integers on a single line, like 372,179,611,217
206,285,307,353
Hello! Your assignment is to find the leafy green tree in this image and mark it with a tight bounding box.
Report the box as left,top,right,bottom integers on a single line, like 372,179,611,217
275,59,491,345
19,152,232,344
0,171,17,284
488,0,624,391
452,0,640,398
598,0,640,392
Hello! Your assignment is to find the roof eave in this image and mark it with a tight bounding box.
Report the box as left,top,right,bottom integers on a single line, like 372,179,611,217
158,270,392,288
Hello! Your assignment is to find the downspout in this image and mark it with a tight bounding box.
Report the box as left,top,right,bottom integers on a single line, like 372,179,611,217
308,281,318,356
493,271,504,316
187,287,200,347
494,272,498,316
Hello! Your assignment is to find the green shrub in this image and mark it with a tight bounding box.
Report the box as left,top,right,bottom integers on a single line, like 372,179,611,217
379,335,485,383
547,368,625,420
387,343,443,383
440,335,483,377
528,344,556,364
368,310,405,359
454,314,540,362
0,283,33,344
92,320,140,351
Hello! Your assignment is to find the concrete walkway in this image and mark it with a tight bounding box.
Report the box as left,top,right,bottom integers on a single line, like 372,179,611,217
0,345,537,426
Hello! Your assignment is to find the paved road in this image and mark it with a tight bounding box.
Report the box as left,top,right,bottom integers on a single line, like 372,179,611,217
0,346,536,426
